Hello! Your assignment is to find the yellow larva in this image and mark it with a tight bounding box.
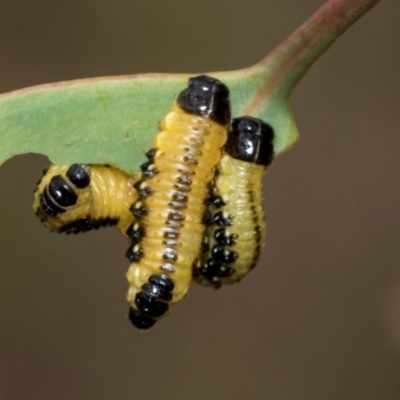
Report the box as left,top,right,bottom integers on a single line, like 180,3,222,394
33,164,139,236
193,116,275,288
125,75,231,329
32,116,273,328
34,79,281,330
32,116,272,328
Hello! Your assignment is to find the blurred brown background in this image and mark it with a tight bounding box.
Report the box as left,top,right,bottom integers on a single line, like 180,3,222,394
0,0,399,399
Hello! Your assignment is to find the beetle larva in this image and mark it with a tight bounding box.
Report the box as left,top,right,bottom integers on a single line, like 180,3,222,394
126,75,231,329
33,163,139,235
193,116,274,288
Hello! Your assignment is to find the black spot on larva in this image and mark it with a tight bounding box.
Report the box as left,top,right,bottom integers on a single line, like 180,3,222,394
176,176,192,186
177,75,231,126
168,211,184,221
163,230,180,239
248,190,255,203
210,195,225,208
211,211,233,226
48,175,77,207
173,183,191,192
168,201,187,210
149,274,175,291
162,239,179,247
214,228,237,246
39,193,65,216
226,116,275,166
126,223,145,244
58,216,118,234
130,201,148,219
178,168,195,176
142,283,172,301
140,160,152,171
162,247,178,261
182,155,198,165
165,220,184,228
58,217,91,234
66,164,91,189
128,307,155,330
211,245,238,264
143,170,155,179
41,167,49,176
145,148,158,161
140,161,159,178
135,292,169,317
195,259,234,281
126,245,143,262
172,192,188,203
134,179,152,198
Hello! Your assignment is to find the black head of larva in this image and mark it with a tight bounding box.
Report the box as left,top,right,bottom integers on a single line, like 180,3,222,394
39,193,65,216
226,116,275,166
66,164,91,189
48,175,77,207
177,75,231,126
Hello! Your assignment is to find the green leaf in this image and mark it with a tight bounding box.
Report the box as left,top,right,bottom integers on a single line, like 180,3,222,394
0,0,380,175
0,72,295,175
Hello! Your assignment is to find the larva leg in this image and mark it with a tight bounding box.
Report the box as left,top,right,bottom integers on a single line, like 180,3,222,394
194,117,275,289
33,164,139,236
126,75,231,330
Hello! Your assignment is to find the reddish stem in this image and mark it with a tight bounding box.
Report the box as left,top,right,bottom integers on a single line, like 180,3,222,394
243,0,380,114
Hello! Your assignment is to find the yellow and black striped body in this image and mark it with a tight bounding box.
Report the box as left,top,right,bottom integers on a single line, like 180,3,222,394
33,164,139,236
126,75,231,329
194,117,274,288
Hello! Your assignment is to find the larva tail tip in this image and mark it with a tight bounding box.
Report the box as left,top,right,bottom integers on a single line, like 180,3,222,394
128,307,155,330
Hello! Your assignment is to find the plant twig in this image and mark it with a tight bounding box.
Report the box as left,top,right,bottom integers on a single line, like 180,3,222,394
243,0,380,115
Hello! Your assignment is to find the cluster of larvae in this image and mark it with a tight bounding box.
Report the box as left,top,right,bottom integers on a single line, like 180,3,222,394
33,75,275,330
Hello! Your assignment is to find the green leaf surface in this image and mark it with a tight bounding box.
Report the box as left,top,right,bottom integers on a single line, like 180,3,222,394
0,71,296,175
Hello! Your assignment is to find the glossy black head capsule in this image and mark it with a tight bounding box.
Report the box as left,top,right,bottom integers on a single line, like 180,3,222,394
226,116,275,166
177,75,231,126
66,164,91,189
39,193,65,216
48,175,77,207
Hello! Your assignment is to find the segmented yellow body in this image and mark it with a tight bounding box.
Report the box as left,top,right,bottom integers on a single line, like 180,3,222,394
193,116,274,289
126,100,228,318
195,154,266,287
32,75,232,330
